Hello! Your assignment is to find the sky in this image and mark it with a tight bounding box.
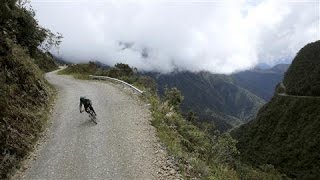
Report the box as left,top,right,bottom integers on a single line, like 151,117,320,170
31,0,320,74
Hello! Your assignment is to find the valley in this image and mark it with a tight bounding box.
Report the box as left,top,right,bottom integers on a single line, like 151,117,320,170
146,64,288,132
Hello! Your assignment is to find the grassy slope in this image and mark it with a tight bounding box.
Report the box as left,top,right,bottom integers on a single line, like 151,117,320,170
59,63,157,93
0,42,55,178
58,62,102,79
32,51,59,73
149,95,286,179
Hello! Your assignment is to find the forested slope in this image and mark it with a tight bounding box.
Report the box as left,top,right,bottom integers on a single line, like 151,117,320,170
0,1,60,178
234,40,320,179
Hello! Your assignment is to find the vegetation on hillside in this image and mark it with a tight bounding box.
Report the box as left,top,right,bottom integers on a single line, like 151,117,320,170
234,95,320,179
234,41,320,179
59,62,157,93
0,0,61,178
32,51,58,72
147,71,265,132
284,40,320,96
149,87,285,179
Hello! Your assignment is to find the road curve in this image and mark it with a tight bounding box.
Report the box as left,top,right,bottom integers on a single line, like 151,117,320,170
277,82,320,99
20,70,163,180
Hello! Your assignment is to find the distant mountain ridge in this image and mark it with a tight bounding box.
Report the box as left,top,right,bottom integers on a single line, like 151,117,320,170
232,64,289,100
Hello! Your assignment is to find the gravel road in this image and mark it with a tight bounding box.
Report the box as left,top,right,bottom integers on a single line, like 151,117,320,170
19,71,178,180
278,82,320,99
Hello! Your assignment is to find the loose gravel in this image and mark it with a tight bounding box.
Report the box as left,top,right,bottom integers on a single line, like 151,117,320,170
17,71,180,180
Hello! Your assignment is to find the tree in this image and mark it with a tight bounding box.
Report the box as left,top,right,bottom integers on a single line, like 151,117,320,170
164,87,184,111
114,63,134,77
0,0,62,55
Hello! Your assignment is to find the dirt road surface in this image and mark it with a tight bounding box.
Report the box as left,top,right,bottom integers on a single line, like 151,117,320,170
19,71,178,180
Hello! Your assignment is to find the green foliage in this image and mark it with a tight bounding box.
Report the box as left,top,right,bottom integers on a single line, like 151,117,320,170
59,62,157,94
186,111,199,124
234,41,320,179
210,134,239,166
0,41,54,178
284,40,320,96
0,1,59,178
107,63,135,78
58,61,99,79
0,0,62,55
149,90,283,179
234,95,320,179
136,76,157,93
149,71,265,132
113,63,135,77
32,51,58,72
164,87,184,111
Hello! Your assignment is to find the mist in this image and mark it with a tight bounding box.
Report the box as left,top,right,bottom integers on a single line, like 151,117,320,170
32,0,319,74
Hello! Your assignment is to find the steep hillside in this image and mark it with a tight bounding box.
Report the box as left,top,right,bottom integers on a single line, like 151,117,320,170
32,51,58,72
148,71,265,131
232,64,288,100
284,41,320,96
0,1,60,178
234,40,320,179
0,38,55,179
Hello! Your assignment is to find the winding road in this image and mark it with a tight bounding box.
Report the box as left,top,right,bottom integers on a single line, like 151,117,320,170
277,82,320,99
19,70,170,180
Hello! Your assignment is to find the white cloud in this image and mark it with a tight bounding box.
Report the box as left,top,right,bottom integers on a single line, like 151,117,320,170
32,0,320,74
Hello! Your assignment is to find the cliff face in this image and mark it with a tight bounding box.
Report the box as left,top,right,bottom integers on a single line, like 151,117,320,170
234,40,320,179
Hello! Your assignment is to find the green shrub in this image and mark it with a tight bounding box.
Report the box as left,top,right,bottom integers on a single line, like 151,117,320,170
149,88,285,179
0,41,54,179
59,62,158,95
164,87,184,111
0,1,60,178
32,50,58,72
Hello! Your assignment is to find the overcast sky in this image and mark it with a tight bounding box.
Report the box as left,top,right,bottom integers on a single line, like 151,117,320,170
31,0,320,74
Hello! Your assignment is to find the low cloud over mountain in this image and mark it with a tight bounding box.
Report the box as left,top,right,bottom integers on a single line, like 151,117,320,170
32,0,319,73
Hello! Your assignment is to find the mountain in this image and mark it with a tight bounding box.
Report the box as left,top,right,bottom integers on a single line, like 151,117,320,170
256,63,271,69
232,64,289,100
147,71,266,131
233,40,320,179
145,64,287,132
284,41,320,96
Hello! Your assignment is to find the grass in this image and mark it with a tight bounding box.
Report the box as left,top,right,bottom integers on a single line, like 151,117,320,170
0,43,57,179
59,63,157,93
57,71,90,80
8,88,56,179
148,94,287,179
